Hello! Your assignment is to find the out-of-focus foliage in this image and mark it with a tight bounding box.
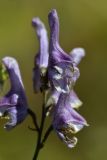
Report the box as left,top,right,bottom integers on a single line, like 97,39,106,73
0,64,8,92
0,0,107,160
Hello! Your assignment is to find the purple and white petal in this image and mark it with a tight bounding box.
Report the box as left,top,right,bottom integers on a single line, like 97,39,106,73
0,94,18,116
52,93,88,147
67,90,82,109
48,10,81,93
70,48,85,66
46,89,60,107
57,131,78,148
48,62,80,93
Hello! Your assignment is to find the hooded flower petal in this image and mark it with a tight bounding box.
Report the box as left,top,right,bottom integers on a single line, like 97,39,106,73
32,17,49,70
52,93,88,148
32,17,49,92
48,9,72,64
48,9,80,93
0,57,28,130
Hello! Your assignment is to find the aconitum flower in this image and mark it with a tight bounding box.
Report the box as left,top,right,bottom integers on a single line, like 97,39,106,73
32,9,88,149
52,93,88,148
48,9,80,93
32,17,49,92
0,57,28,130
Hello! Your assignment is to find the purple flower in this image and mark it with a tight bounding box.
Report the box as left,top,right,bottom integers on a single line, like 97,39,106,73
48,9,80,93
32,9,88,148
52,93,88,148
0,57,28,130
32,10,85,94
32,17,49,92
45,88,82,118
46,89,82,109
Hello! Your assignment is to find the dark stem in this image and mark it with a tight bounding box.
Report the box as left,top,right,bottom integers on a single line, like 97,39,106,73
28,99,53,160
42,125,53,145
32,104,45,160
27,108,40,132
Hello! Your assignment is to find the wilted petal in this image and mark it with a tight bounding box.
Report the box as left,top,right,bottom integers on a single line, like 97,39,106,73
52,93,88,147
70,48,85,66
0,57,28,130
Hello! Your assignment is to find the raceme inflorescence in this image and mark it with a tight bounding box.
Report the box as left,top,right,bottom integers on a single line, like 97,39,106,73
0,9,88,160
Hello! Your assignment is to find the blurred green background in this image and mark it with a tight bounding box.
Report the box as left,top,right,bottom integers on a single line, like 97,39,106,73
0,0,107,160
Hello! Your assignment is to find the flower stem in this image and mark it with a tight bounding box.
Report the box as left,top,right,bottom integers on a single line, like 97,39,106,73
27,108,39,132
28,92,53,160
41,125,53,146
32,104,45,160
